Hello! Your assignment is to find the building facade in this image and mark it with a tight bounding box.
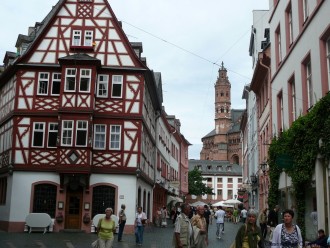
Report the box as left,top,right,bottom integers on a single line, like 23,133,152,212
268,0,330,238
0,0,188,232
241,9,271,212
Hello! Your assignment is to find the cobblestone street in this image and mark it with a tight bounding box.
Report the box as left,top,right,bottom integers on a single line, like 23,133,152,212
0,220,240,248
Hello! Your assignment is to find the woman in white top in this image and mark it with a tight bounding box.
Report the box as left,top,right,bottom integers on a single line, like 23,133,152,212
134,206,147,246
271,209,303,248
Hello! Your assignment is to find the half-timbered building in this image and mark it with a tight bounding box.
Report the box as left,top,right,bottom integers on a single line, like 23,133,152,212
0,0,179,232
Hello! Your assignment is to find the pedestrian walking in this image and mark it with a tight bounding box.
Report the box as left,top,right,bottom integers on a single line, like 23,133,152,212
161,206,168,227
233,208,239,224
234,209,264,248
95,207,116,248
204,205,211,232
267,205,279,240
214,206,225,239
271,209,303,248
191,205,208,247
258,208,268,239
241,207,248,224
135,206,147,246
117,204,126,242
173,203,193,248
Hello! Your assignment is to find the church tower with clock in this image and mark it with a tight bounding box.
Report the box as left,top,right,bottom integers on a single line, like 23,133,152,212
200,62,244,164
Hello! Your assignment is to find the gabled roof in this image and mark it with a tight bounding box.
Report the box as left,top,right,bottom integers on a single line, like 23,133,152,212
15,0,147,70
228,109,244,134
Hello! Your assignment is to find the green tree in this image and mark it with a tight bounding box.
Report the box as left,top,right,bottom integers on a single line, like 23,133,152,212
188,168,215,196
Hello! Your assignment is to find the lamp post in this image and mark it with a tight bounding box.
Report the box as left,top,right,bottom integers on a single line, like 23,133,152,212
260,162,267,175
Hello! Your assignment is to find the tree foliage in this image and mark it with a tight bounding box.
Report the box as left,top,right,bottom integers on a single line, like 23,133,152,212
188,168,215,196
268,92,330,239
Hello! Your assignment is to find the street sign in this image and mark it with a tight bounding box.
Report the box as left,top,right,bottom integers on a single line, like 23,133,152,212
275,154,294,169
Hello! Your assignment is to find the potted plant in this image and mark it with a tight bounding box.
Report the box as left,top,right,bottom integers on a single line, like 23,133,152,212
55,212,63,223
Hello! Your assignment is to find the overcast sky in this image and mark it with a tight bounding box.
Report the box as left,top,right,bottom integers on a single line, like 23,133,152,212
0,0,269,159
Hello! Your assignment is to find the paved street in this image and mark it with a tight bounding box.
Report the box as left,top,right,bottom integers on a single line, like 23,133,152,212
0,220,240,248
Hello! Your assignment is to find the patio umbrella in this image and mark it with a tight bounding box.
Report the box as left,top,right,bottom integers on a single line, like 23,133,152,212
223,199,242,205
190,201,207,207
212,201,234,208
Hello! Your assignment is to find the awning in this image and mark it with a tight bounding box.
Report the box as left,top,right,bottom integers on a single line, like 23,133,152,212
167,196,183,204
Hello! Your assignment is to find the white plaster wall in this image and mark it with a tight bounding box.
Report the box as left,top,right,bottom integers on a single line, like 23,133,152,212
5,172,59,222
270,0,330,132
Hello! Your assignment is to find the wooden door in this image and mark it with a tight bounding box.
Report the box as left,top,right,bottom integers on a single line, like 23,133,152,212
65,187,83,229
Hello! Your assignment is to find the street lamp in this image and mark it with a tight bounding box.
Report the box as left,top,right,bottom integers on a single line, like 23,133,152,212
260,162,267,175
136,168,141,178
250,174,258,185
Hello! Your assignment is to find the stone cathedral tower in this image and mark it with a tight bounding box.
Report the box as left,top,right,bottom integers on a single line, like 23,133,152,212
200,62,243,164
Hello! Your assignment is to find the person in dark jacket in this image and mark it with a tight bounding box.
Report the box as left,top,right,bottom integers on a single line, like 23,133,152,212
307,229,328,248
267,205,279,228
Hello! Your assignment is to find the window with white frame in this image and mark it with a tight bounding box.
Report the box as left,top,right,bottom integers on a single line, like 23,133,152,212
84,31,93,46
276,27,282,64
51,73,61,95
65,68,76,91
48,123,58,148
303,0,309,21
32,122,45,147
62,120,73,146
72,30,81,46
306,61,313,108
110,125,121,150
79,69,91,92
94,124,106,149
291,79,297,121
288,6,293,45
111,75,123,98
38,73,49,95
76,121,88,146
72,30,93,47
97,75,109,97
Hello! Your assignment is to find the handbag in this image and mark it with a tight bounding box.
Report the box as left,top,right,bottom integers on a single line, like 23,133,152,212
91,239,99,248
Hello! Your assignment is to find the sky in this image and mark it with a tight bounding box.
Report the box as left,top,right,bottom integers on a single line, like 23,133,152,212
0,0,270,159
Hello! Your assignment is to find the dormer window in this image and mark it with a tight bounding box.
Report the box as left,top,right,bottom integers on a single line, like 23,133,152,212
227,166,232,172
196,165,202,171
217,165,223,171
207,165,212,170
71,29,94,48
